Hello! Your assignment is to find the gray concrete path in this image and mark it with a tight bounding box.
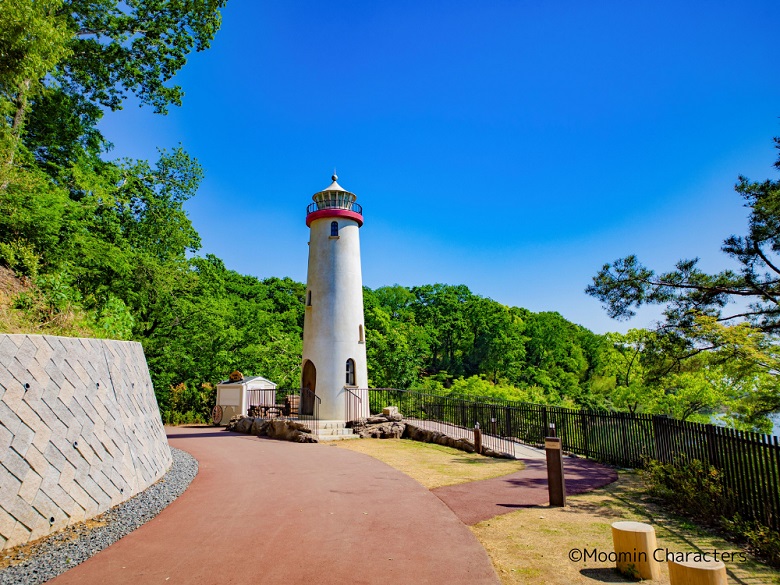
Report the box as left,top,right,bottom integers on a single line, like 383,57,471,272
406,418,546,459
48,426,499,585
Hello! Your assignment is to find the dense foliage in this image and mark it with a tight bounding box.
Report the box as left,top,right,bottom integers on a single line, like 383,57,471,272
644,457,780,567
1,1,776,431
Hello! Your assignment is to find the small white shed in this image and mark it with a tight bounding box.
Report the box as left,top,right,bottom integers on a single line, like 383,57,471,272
214,375,277,425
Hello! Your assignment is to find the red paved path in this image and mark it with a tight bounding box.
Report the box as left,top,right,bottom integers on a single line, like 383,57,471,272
48,426,500,585
433,457,618,525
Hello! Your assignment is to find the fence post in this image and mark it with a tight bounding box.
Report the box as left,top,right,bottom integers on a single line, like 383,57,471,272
582,410,590,459
620,413,630,466
474,423,482,455
542,406,549,445
652,415,668,463
705,424,720,469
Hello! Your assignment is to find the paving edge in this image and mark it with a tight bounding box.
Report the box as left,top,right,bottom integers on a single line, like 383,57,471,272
0,447,198,585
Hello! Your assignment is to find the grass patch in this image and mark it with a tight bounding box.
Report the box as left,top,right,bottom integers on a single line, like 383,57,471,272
331,438,525,489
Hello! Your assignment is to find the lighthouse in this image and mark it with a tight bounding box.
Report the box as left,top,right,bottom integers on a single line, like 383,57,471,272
301,175,369,428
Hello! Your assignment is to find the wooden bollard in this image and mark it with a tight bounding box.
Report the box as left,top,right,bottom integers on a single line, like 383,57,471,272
668,558,727,585
474,423,482,454
545,424,566,507
611,521,661,580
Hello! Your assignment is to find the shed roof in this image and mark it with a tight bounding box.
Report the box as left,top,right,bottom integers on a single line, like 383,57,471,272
217,375,276,386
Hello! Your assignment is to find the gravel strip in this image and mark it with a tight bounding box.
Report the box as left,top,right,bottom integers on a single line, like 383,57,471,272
0,447,198,585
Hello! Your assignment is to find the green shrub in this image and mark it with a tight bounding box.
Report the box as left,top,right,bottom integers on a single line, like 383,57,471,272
643,455,734,522
92,295,135,340
160,382,215,425
0,240,40,278
722,515,780,568
644,456,780,567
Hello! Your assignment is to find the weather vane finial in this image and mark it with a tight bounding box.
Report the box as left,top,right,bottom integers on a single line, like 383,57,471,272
332,168,338,182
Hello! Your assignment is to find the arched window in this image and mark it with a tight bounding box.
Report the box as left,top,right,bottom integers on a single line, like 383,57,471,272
359,325,364,343
346,358,355,386
330,221,339,237
306,291,312,306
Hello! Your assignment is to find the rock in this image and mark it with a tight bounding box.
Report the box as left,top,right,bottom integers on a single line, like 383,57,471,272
358,421,405,439
265,420,317,442
382,406,399,417
286,421,312,433
347,418,367,432
366,415,387,424
226,416,318,443
235,417,254,434
250,418,270,436
482,447,513,459
295,432,318,443
401,424,485,456
225,414,244,432
455,438,476,453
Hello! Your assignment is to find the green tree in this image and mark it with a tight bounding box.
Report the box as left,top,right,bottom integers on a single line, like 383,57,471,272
587,138,780,423
0,0,71,171
595,330,654,413
364,287,428,388
519,311,590,403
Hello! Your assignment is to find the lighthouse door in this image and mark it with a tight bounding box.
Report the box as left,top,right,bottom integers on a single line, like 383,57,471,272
301,360,317,416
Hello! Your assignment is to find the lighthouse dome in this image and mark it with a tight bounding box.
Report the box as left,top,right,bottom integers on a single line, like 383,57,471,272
311,174,357,210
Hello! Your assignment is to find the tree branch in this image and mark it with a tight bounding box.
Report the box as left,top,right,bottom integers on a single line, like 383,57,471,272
753,243,780,278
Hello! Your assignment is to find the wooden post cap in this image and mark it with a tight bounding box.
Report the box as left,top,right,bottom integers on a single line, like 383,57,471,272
611,521,655,532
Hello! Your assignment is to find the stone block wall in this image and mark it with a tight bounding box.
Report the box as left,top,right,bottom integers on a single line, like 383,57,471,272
0,334,172,550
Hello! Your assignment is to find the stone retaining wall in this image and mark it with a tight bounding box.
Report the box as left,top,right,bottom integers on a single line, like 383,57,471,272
0,334,171,550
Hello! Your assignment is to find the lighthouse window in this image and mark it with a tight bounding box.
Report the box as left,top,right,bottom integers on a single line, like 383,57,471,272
307,291,312,306
330,221,339,237
346,359,355,386
359,325,364,343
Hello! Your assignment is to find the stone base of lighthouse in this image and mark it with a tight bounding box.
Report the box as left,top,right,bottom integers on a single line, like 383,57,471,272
312,420,362,441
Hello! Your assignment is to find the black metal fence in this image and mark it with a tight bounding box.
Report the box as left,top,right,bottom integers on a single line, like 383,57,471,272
244,387,320,434
344,388,367,423
367,388,780,531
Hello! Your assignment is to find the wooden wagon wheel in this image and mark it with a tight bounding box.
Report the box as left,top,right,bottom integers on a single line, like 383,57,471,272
211,404,223,425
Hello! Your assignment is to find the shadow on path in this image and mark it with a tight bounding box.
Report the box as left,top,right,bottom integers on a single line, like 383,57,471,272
433,456,618,525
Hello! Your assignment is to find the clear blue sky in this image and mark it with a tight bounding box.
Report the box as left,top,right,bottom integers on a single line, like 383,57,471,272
98,0,780,334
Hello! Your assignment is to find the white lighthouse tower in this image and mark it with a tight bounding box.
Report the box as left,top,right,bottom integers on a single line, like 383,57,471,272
301,175,369,430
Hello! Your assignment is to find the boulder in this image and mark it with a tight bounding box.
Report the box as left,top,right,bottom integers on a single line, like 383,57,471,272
250,418,270,436
225,415,318,443
225,414,244,432
382,406,399,417
235,416,254,434
347,418,367,432
358,421,405,439
266,419,317,442
402,424,481,455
